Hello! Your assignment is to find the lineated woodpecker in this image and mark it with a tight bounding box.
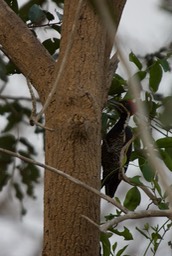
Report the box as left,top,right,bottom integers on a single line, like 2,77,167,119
101,100,135,198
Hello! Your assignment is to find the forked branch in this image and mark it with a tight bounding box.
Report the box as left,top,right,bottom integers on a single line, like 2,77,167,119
100,209,172,232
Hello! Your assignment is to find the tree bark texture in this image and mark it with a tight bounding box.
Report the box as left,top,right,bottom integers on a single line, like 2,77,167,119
43,1,126,255
0,0,55,102
43,2,103,255
0,0,127,255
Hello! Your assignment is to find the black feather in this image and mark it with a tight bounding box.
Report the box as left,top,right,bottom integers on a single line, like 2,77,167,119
101,101,133,197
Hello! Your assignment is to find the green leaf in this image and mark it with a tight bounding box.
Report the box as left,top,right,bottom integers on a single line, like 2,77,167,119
0,101,30,132
2,102,23,132
42,38,60,55
4,114,22,133
102,112,108,137
140,161,155,182
151,232,162,240
124,187,141,211
0,169,10,191
112,242,117,253
116,245,128,256
28,4,46,24
136,227,149,239
109,74,126,96
43,11,55,21
160,149,172,171
134,71,147,81
13,182,24,201
19,137,36,155
133,130,141,151
149,101,160,119
144,223,150,231
52,24,61,34
5,0,19,13
164,185,172,198
0,134,16,170
0,134,16,152
129,175,143,186
129,52,142,70
51,0,64,5
158,59,170,72
0,58,7,82
130,150,143,161
122,153,127,166
100,232,112,256
158,202,169,210
113,74,127,86
153,179,162,197
156,137,172,148
104,213,116,221
159,97,172,130
110,227,133,240
19,0,45,22
149,62,163,92
18,162,40,198
6,60,20,75
13,182,27,215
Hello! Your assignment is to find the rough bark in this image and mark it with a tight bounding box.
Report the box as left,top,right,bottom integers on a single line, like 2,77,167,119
43,2,103,255
0,0,55,102
0,0,127,255
43,1,126,255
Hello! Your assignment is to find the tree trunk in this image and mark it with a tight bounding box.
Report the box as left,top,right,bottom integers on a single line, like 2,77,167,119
0,0,126,255
43,1,126,255
43,2,103,255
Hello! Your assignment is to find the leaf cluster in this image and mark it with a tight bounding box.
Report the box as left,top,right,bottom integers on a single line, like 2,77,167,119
0,99,41,214
101,50,172,255
1,0,63,80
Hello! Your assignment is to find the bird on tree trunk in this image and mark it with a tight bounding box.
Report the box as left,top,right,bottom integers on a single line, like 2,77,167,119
101,100,135,198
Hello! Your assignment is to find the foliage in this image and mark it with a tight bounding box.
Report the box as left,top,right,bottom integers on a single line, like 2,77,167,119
136,220,172,255
1,0,172,255
101,49,172,255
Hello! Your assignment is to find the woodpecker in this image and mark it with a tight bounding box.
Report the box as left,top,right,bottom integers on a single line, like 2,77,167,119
101,100,135,198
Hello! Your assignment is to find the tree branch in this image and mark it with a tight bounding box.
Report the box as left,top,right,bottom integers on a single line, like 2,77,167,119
0,147,128,213
100,209,172,232
0,0,55,101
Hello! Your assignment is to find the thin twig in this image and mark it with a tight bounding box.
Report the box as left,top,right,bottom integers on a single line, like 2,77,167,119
81,215,100,229
0,147,128,213
28,21,62,29
26,78,37,123
120,133,160,205
0,95,40,102
26,78,54,131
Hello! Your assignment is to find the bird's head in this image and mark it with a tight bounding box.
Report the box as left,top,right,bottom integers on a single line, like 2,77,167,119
108,99,136,116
